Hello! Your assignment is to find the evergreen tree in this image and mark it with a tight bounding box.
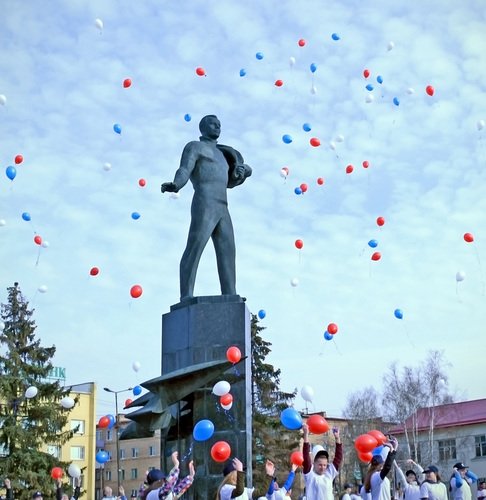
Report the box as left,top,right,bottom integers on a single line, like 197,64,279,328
251,314,298,490
0,283,77,499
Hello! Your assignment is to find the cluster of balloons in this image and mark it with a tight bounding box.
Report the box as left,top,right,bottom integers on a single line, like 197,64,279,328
323,322,338,341
354,429,387,462
98,414,116,429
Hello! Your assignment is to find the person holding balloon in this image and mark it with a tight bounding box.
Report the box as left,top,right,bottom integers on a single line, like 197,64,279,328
363,436,398,500
216,457,275,499
302,423,343,500
102,485,127,500
266,462,299,499
55,477,81,500
393,459,424,500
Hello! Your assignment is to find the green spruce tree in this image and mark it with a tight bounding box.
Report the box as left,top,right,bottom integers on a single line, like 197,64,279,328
251,313,298,491
0,283,77,499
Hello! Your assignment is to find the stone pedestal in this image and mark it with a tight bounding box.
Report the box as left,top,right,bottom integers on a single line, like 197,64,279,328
160,295,252,499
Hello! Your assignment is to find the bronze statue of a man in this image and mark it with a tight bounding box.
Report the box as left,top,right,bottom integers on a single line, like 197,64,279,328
161,115,252,301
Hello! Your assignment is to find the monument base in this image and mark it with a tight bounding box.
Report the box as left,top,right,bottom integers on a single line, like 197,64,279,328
161,295,252,499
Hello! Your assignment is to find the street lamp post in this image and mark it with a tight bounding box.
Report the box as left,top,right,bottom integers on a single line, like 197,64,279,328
103,386,132,494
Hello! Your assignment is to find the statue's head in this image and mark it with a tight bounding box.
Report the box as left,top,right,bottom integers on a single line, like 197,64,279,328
199,115,221,140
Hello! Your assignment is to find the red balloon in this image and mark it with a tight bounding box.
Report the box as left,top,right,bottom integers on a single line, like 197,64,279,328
327,323,338,335
98,416,110,428
307,414,330,434
363,68,370,78
15,154,23,164
34,235,42,245
345,165,354,174
298,39,306,47
362,160,370,168
376,216,385,227
300,183,308,193
138,178,146,187
317,177,325,185
425,85,434,96
310,137,321,147
358,451,373,463
124,398,133,407
371,252,381,261
355,433,378,453
290,450,304,466
226,346,241,364
130,285,143,298
196,67,206,76
220,393,233,406
275,79,284,87
295,239,304,250
211,441,231,462
368,429,387,445
90,267,100,276
51,467,63,480
464,233,474,243
123,78,132,88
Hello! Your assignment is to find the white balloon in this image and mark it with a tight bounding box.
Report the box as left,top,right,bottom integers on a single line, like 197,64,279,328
61,396,75,409
0,219,6,226
310,84,317,95
0,94,6,106
94,18,103,31
103,162,112,171
132,361,141,372
290,278,299,287
68,463,81,478
365,94,375,103
221,402,233,411
25,386,38,399
212,380,230,396
329,141,336,151
406,87,415,95
477,119,485,131
312,444,324,458
387,41,395,51
38,285,48,293
289,56,296,67
455,271,466,282
335,134,344,143
301,385,314,403
280,168,289,178
41,240,49,248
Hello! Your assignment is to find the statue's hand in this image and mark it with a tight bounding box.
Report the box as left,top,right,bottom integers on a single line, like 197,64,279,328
161,182,178,193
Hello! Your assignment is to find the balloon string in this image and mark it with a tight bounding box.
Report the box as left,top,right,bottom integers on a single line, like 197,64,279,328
181,441,193,462
35,246,41,267
402,323,415,348
232,365,240,377
216,403,235,423
473,245,485,295
331,338,343,356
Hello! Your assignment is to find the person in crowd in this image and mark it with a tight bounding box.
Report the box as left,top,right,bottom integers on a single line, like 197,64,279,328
302,423,343,500
393,459,424,500
216,457,275,499
3,479,13,500
477,482,486,500
419,465,448,500
450,462,478,500
341,483,354,500
55,477,81,500
350,485,362,500
363,436,398,500
32,492,43,500
102,485,127,500
266,463,298,499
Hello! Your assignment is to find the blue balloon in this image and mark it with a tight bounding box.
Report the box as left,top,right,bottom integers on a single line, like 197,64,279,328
6,166,16,181
106,414,116,429
21,212,31,222
377,75,383,84
372,445,384,456
280,407,303,430
310,63,317,73
239,68,247,77
394,309,403,320
302,123,312,132
331,33,340,41
368,239,378,248
131,212,141,220
324,331,333,341
366,84,374,91
258,309,266,319
184,114,191,122
133,385,142,396
193,419,215,441
294,187,302,195
96,450,109,464
113,123,122,134
393,97,400,106
255,52,264,60
282,134,293,144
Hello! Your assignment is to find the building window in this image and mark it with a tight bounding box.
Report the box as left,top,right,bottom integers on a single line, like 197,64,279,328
70,445,85,460
120,469,125,480
71,419,85,434
106,470,112,481
47,445,61,459
131,447,139,458
149,445,156,457
438,439,456,461
476,435,486,457
120,448,126,459
106,429,113,441
96,430,103,441
131,468,138,480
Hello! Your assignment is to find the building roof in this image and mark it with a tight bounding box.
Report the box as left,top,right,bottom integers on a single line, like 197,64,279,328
390,398,486,433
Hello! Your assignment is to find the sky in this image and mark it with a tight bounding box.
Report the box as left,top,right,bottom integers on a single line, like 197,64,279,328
1,0,485,420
